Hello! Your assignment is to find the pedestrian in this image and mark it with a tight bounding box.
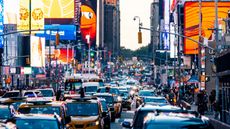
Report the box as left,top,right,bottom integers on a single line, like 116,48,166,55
213,100,220,119
197,90,207,115
209,90,216,112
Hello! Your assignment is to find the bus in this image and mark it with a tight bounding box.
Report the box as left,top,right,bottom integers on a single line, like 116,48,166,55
64,78,83,92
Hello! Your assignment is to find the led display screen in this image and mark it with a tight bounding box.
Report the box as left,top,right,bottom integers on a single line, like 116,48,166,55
184,1,230,54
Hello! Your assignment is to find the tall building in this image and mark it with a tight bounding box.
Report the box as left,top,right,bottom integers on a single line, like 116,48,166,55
104,0,120,59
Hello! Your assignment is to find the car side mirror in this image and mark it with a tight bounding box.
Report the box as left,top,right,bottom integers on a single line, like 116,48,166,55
102,112,107,117
122,121,132,128
65,116,71,124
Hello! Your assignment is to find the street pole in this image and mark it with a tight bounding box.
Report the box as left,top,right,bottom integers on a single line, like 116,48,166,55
215,0,219,102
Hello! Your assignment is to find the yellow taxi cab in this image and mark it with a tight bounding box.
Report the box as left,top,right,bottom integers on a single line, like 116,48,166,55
17,98,67,124
0,97,26,110
65,95,106,129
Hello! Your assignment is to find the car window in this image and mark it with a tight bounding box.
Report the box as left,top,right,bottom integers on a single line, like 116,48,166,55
144,98,167,103
18,107,61,116
97,96,114,104
67,103,99,116
39,90,53,97
2,92,20,98
139,91,154,96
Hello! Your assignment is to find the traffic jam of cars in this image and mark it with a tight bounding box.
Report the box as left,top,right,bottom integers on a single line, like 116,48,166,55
0,76,214,129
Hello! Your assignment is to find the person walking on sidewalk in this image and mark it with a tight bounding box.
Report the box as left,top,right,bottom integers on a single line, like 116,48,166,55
209,90,216,112
196,90,208,115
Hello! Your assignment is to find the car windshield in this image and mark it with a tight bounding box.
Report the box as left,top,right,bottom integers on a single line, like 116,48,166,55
2,92,19,98
139,91,154,96
39,90,53,97
67,103,98,116
65,82,82,91
0,108,11,119
18,107,60,116
85,86,98,93
144,123,212,129
97,96,114,104
144,98,167,103
24,92,35,97
16,119,59,129
100,88,120,95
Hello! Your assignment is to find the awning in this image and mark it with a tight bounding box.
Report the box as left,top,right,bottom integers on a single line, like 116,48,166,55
187,75,199,84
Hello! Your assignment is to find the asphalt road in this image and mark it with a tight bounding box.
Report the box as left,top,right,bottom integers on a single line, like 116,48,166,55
111,109,135,129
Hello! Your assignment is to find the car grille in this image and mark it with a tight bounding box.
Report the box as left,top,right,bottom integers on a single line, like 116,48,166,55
75,124,84,128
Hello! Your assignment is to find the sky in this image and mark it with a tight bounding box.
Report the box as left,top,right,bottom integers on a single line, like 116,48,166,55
120,0,153,50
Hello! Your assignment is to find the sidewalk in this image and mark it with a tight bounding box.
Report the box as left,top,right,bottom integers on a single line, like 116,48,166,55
191,104,230,129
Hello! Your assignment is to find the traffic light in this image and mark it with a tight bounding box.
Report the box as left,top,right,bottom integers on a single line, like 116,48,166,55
56,33,60,46
90,51,94,57
138,31,142,44
26,57,30,65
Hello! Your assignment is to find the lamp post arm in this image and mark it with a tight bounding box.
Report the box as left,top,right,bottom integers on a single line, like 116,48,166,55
139,26,215,51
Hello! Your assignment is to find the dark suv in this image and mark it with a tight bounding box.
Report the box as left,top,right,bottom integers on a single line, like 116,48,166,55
122,104,182,129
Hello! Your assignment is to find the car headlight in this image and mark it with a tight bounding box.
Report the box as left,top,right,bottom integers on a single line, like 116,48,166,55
87,121,99,127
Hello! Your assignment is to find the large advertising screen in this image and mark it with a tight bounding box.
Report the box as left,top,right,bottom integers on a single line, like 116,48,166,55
30,36,45,67
81,0,97,48
53,48,74,64
17,0,44,32
184,1,230,54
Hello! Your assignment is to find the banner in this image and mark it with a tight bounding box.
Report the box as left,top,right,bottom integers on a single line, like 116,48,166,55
30,36,45,67
81,0,97,48
17,0,44,32
184,1,230,54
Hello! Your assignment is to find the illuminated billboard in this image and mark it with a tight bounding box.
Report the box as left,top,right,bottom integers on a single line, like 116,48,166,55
42,0,74,18
35,25,76,40
184,1,230,54
30,36,45,67
53,48,74,64
3,0,19,24
17,0,44,32
81,0,97,48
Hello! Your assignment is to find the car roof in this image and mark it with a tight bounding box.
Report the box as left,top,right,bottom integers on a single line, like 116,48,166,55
19,101,65,107
138,104,181,111
66,97,99,104
144,112,205,125
0,104,10,109
93,93,113,96
143,96,166,99
14,114,57,120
